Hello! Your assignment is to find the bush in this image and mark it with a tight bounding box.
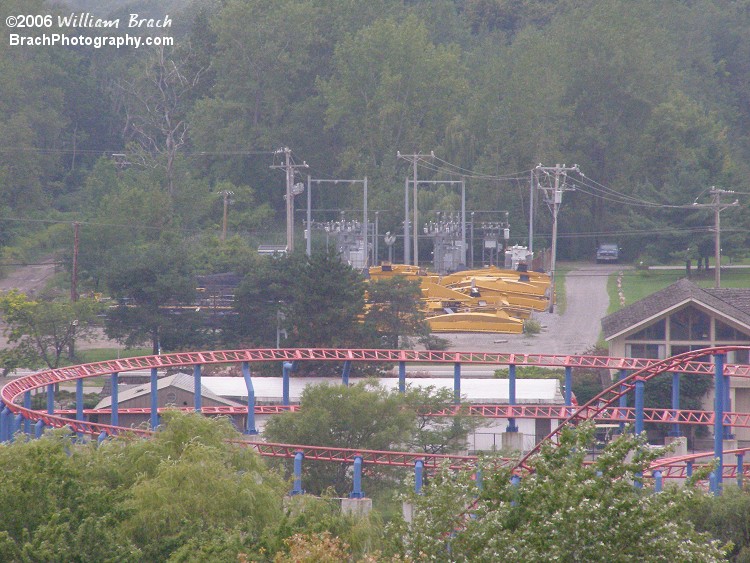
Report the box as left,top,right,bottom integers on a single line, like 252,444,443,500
523,318,542,335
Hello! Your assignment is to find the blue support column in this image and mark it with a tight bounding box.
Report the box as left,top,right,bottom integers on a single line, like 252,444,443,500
350,455,364,498
34,419,44,439
713,353,725,495
475,469,483,491
76,378,84,441
76,378,84,421
670,372,681,437
654,470,663,493
618,369,628,434
97,431,107,446
507,363,518,432
150,367,159,429
564,366,572,407
282,362,292,406
47,384,55,415
738,453,744,489
193,364,202,413
242,362,258,434
724,365,733,439
634,378,645,436
0,406,9,442
291,451,304,495
415,460,424,494
453,362,461,404
342,360,351,386
398,361,406,393
686,460,693,478
12,413,23,441
23,392,31,435
111,372,119,428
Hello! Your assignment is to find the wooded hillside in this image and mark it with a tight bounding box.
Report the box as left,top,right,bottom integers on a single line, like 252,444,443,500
3,0,749,270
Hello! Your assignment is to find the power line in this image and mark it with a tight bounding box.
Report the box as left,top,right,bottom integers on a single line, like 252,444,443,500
691,187,741,288
414,156,531,181
0,147,278,157
536,163,580,312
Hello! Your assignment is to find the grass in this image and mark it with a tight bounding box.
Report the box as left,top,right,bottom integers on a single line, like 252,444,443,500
607,267,750,314
75,347,151,364
553,267,569,314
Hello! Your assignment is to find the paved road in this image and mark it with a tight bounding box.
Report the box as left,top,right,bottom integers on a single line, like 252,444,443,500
441,263,625,356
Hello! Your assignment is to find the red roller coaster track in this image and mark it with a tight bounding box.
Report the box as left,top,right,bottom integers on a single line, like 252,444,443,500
2,347,750,479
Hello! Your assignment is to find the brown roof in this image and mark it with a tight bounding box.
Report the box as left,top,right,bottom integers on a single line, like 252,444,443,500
601,278,750,340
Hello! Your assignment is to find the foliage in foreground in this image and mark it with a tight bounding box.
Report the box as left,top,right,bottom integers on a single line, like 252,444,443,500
263,380,480,496
0,412,382,562
390,421,727,562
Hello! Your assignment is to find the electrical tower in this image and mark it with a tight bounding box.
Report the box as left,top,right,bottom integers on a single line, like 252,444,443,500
271,148,308,252
397,151,434,265
536,163,580,312
692,187,740,288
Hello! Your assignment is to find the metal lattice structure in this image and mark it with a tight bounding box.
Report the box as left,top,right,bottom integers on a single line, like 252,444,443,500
2,347,750,485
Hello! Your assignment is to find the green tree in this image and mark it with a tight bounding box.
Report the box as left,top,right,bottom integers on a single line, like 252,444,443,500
689,485,750,562
263,381,414,495
0,412,287,561
233,250,366,348
0,290,102,369
364,276,428,348
104,235,199,354
389,421,727,561
403,385,481,455
319,15,466,186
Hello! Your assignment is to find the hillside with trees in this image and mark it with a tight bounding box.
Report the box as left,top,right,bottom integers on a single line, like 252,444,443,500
2,0,750,353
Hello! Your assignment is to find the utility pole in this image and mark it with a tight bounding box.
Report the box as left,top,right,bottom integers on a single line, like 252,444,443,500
69,221,80,360
536,163,580,312
529,169,535,254
692,187,739,288
219,189,233,241
398,151,433,266
71,222,80,302
271,147,308,252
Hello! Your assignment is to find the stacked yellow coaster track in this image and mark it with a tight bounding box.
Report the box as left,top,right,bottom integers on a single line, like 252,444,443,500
368,264,551,333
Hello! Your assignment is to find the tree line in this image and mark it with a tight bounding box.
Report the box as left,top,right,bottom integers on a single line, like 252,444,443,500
0,249,428,369
2,0,750,276
1,408,748,561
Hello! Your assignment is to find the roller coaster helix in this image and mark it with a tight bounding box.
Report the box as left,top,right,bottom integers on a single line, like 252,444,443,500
1,346,749,492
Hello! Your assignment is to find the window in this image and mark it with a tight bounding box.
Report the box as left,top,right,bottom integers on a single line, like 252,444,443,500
715,320,750,341
629,319,665,340
626,343,663,359
728,349,750,365
669,306,710,341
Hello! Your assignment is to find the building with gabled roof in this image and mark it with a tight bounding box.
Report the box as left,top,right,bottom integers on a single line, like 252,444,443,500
602,278,750,445
602,278,750,365
92,373,245,429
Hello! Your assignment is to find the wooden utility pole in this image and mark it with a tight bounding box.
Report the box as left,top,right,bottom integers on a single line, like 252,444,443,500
692,187,739,288
271,148,308,252
69,221,80,360
535,164,580,313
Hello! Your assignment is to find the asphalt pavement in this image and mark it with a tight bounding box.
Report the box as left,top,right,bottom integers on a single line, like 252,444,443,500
440,263,624,356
